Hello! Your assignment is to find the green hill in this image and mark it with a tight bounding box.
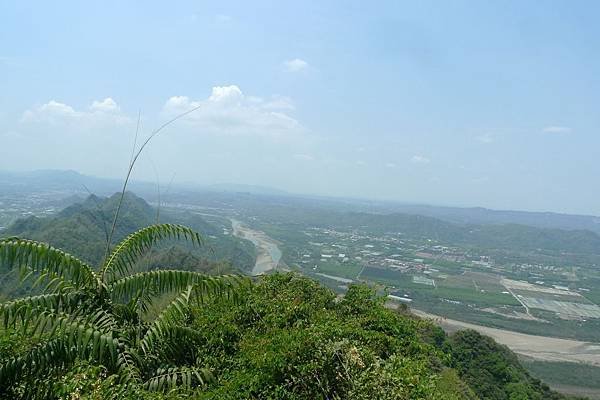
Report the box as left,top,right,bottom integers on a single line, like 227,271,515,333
0,193,255,299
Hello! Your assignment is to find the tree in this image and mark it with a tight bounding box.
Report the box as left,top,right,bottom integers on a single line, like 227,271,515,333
0,224,245,396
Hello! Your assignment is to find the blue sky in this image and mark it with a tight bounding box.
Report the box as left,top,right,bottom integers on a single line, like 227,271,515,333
1,1,600,214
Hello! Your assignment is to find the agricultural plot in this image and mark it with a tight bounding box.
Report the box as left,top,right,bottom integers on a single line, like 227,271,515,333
362,266,408,284
413,275,435,286
432,286,521,307
502,278,580,297
518,296,600,319
502,278,600,318
313,261,362,280
440,271,506,293
512,289,590,303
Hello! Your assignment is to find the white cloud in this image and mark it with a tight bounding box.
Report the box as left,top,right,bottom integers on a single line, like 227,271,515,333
475,133,494,143
542,126,572,134
12,98,136,177
208,85,244,103
90,97,120,113
293,153,314,161
162,85,304,138
22,98,128,124
411,155,430,164
283,58,309,72
385,162,397,168
263,95,295,110
356,160,367,166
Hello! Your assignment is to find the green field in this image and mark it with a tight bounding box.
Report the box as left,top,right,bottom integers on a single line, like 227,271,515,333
312,261,362,280
361,267,426,290
431,286,521,307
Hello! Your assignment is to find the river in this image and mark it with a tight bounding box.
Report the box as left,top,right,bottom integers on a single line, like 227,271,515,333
230,219,282,276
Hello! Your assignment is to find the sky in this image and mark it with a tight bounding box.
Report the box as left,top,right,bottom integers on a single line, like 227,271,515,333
1,1,600,215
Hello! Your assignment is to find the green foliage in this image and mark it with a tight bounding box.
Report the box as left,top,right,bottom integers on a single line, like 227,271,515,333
448,329,571,400
188,273,575,399
184,274,476,399
3,192,255,273
0,241,575,400
521,360,600,390
102,223,203,281
0,225,245,399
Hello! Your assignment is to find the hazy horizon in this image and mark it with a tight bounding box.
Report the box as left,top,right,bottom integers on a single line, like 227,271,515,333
2,2,600,215
6,167,600,219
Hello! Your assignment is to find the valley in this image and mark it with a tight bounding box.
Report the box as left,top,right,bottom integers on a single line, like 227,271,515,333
3,172,600,397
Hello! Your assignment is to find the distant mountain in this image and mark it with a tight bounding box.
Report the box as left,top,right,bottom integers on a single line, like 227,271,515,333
0,169,289,201
0,169,120,194
338,212,600,255
383,203,600,235
203,183,289,196
0,169,161,198
247,203,600,256
5,169,600,237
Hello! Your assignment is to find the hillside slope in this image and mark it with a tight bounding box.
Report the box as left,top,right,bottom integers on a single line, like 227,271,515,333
0,193,255,299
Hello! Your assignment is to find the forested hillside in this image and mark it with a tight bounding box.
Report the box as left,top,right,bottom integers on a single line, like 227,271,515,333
0,193,255,299
0,195,588,399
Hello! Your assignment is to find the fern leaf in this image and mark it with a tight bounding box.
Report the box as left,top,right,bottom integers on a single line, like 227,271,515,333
102,224,203,282
109,270,245,305
143,366,213,391
139,286,193,356
0,238,98,289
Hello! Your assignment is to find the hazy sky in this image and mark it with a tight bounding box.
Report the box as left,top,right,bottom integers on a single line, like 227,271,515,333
1,1,600,215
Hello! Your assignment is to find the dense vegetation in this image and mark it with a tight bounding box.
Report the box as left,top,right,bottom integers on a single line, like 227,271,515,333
449,330,568,399
521,360,600,390
0,266,580,399
0,223,245,398
0,194,588,399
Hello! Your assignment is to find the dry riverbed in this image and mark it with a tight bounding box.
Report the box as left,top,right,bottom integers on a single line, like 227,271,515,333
230,219,282,276
412,309,600,366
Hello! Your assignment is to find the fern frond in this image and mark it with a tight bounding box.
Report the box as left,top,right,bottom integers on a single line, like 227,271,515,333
0,325,124,387
0,238,98,289
150,325,204,362
143,366,213,392
0,337,75,386
108,270,245,304
116,346,143,384
138,275,246,357
0,224,242,393
139,286,193,356
102,224,203,282
0,293,84,328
